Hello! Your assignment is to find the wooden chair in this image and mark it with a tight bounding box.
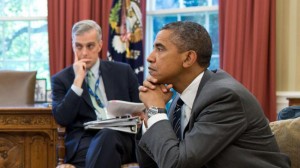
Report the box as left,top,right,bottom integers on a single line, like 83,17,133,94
56,125,139,168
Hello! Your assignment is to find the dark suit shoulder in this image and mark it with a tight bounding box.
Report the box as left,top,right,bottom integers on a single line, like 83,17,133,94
101,60,131,69
52,65,74,79
100,61,134,75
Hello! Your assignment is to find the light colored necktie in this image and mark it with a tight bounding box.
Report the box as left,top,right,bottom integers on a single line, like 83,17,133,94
87,71,107,120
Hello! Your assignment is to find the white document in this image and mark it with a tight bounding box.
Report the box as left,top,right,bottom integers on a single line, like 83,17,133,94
84,116,141,134
106,100,145,118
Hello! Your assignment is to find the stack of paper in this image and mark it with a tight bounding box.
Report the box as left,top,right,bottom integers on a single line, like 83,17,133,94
84,100,145,134
84,116,141,134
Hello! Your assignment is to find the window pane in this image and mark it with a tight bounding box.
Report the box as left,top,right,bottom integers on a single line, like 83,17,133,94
184,0,209,7
209,56,219,70
0,0,47,17
209,12,219,55
29,0,47,16
153,16,178,40
0,21,3,61
31,61,50,89
154,0,218,10
181,14,206,24
1,61,29,70
0,0,29,17
155,0,179,10
2,21,30,60
30,21,48,61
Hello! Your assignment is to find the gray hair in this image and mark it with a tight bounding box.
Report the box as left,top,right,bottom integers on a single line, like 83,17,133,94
72,20,102,44
160,21,212,68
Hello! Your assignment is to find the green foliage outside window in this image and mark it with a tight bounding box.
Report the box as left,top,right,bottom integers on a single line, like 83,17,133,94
0,0,50,89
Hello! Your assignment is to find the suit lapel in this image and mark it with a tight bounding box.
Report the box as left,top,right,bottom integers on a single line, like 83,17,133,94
81,80,94,108
183,69,215,137
99,61,115,101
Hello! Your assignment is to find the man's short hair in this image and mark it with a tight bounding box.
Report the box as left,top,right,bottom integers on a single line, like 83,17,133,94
161,21,212,68
72,20,102,44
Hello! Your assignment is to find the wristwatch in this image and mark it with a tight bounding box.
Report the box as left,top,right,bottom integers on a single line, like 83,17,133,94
147,106,167,118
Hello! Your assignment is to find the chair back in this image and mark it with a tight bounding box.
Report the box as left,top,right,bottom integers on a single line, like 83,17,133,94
0,70,37,106
270,118,300,168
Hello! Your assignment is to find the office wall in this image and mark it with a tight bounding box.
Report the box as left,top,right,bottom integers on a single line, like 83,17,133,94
276,0,300,113
276,0,300,91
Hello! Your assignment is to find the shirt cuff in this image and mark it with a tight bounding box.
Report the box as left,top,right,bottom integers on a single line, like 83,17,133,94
71,84,83,96
142,113,168,134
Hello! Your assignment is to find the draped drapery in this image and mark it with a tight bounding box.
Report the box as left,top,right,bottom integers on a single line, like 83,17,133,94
48,0,112,76
219,0,276,121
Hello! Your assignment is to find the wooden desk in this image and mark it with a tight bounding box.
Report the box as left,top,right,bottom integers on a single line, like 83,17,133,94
0,106,57,168
287,97,300,106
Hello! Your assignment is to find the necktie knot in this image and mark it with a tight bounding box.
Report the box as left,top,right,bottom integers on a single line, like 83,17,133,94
176,98,184,107
87,71,94,79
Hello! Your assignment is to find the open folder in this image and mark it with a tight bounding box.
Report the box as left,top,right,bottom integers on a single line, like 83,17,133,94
83,100,145,134
84,116,141,134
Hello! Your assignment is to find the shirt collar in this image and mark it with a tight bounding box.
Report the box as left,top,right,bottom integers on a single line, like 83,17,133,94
180,71,204,109
90,58,100,77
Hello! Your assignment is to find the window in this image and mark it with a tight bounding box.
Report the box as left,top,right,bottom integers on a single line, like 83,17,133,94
0,0,49,89
145,0,219,76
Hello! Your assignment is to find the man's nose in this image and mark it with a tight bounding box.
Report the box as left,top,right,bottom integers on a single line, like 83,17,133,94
81,47,88,56
147,51,155,63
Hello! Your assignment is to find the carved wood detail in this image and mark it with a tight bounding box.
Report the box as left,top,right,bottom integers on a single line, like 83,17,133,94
0,115,51,126
0,107,57,168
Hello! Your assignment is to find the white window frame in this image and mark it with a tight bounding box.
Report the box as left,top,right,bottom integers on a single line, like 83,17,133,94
145,0,219,76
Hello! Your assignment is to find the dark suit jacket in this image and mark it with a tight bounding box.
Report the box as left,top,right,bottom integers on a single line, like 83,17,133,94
136,69,290,168
51,61,140,161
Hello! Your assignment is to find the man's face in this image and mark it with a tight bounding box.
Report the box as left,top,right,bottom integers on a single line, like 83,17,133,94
147,30,185,84
73,29,102,70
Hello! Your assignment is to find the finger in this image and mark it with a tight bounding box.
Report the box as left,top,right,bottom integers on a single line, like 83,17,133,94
143,80,156,90
166,84,173,90
79,58,92,63
146,75,158,83
74,53,78,62
159,84,169,93
139,85,148,92
82,63,86,71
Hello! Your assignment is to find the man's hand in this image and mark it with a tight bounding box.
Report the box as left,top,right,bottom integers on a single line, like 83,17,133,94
139,84,173,109
131,111,147,128
139,75,173,93
56,164,75,168
72,53,91,88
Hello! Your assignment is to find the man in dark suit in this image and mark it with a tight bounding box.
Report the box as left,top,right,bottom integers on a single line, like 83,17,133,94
136,21,291,168
51,20,140,168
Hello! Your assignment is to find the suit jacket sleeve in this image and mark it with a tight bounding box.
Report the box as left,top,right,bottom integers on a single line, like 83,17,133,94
51,69,83,126
137,85,247,168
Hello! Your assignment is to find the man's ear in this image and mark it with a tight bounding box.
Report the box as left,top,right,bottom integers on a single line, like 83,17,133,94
97,40,103,52
183,50,197,68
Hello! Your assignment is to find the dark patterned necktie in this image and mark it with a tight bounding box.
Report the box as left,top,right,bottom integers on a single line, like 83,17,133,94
173,98,184,140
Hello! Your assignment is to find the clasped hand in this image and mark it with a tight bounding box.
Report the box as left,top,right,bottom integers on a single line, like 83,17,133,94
137,76,173,125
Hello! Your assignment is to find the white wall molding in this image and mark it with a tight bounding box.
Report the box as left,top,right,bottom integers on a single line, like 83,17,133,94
276,91,300,114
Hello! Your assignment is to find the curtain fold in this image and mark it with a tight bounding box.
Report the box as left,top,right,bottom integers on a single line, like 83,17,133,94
219,0,276,121
48,0,112,76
